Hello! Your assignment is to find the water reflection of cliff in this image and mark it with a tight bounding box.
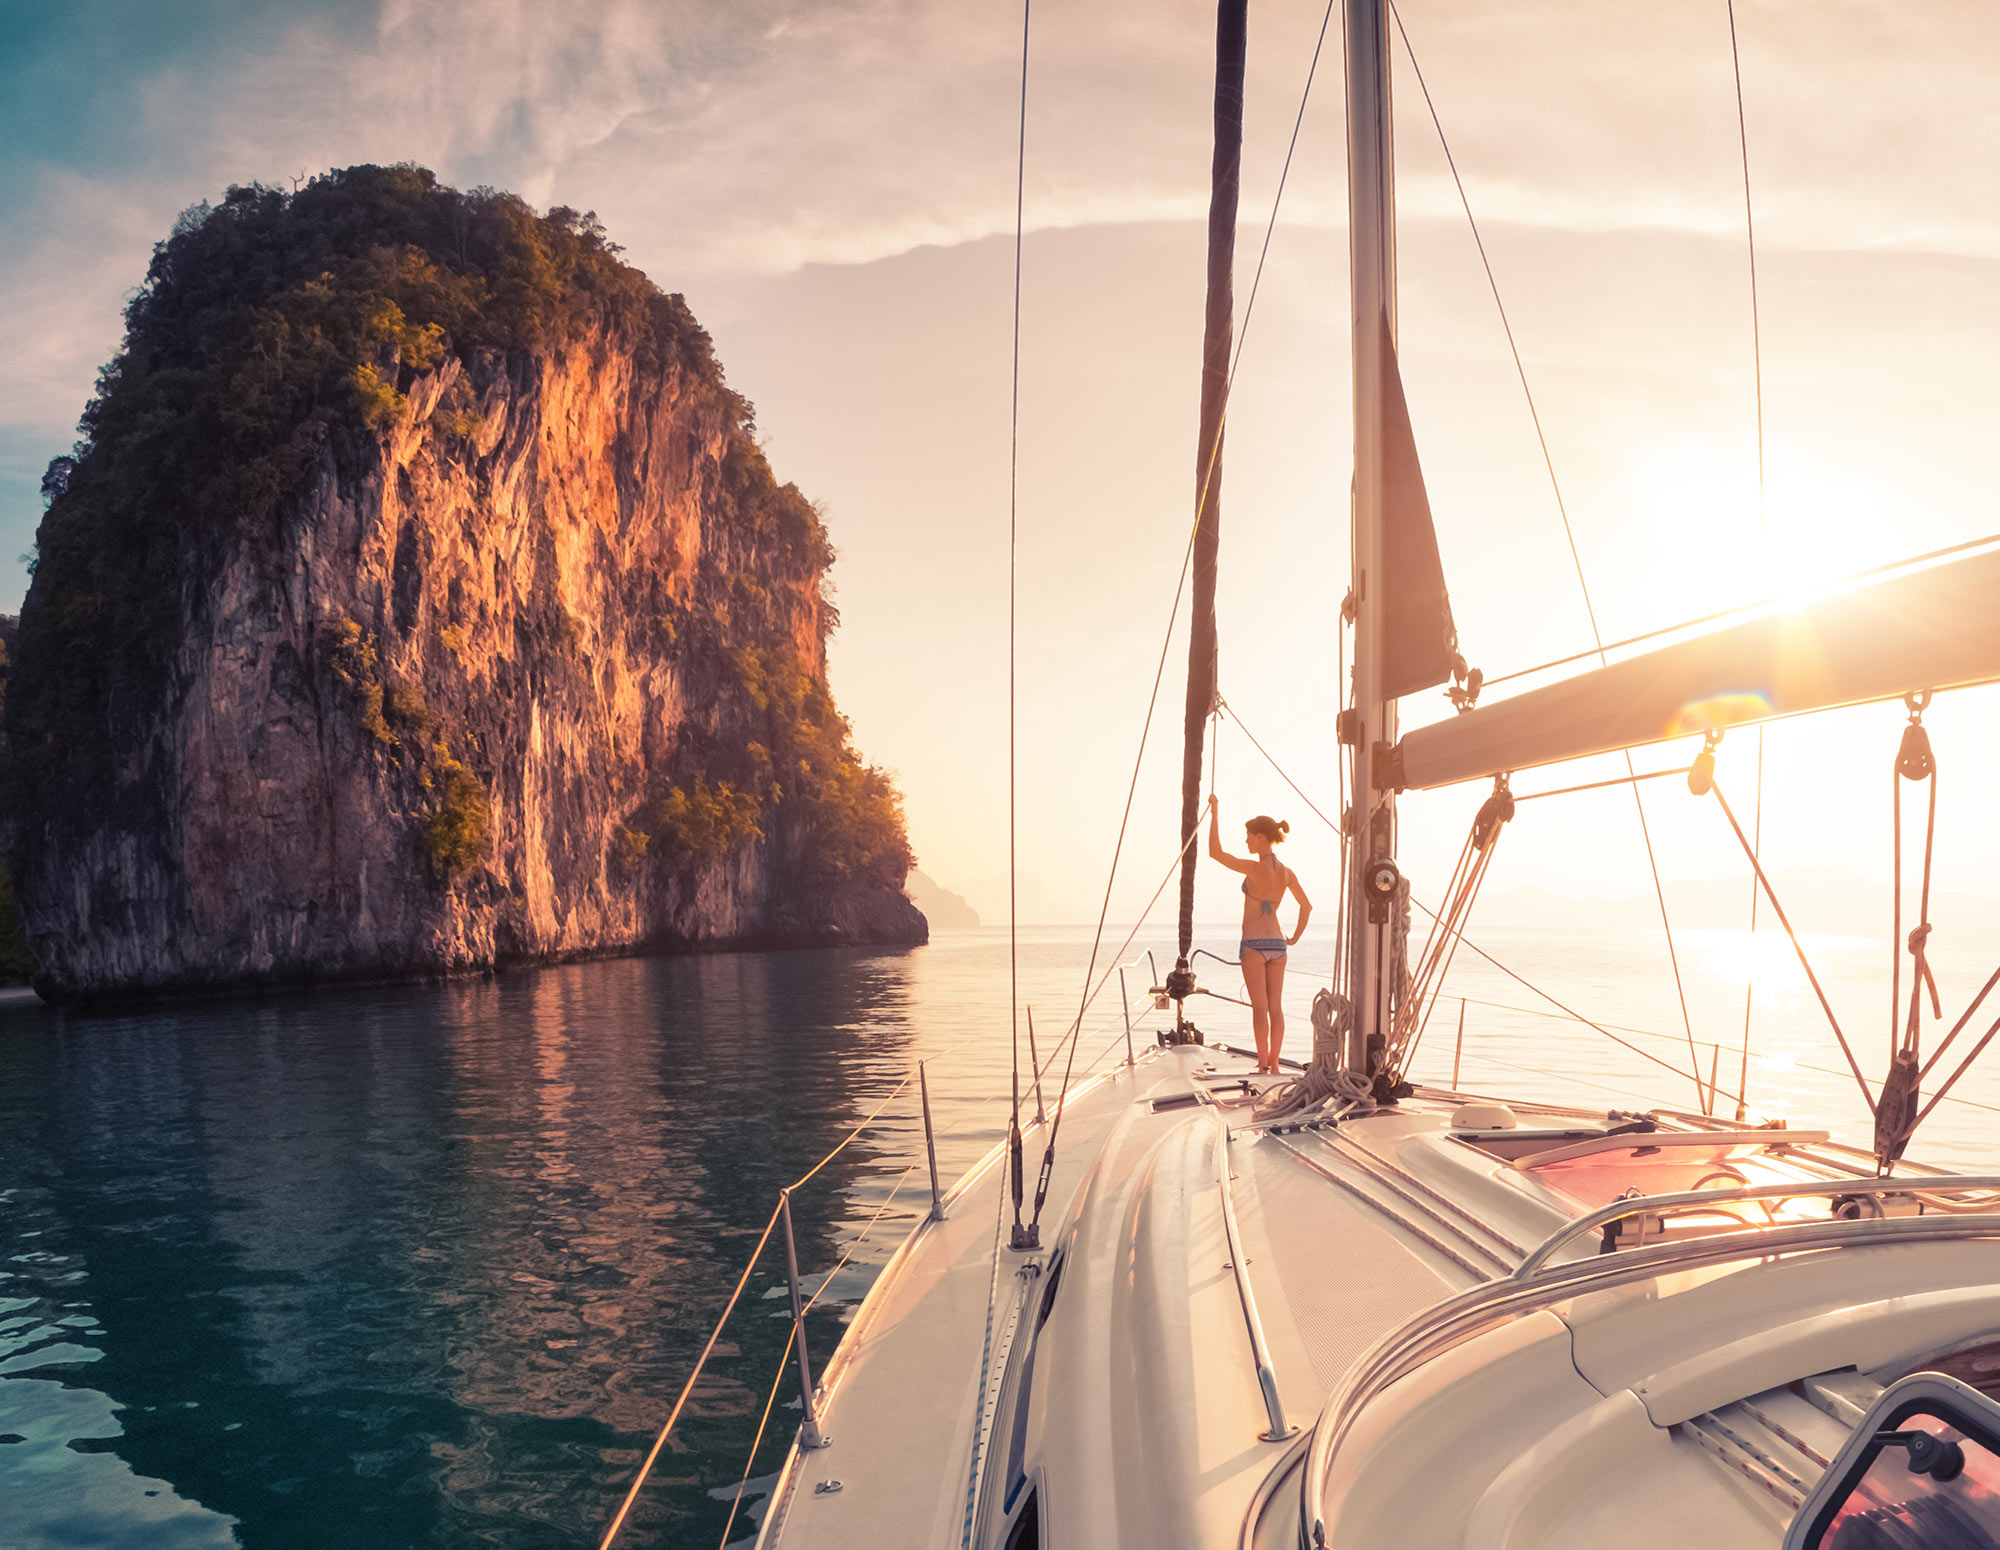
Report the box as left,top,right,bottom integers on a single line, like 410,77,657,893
0,946,920,1548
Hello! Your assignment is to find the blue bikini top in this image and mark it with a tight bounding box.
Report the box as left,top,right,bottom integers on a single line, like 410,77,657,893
1243,874,1279,915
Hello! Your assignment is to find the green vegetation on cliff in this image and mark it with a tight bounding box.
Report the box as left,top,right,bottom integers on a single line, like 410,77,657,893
10,164,758,811
5,163,909,939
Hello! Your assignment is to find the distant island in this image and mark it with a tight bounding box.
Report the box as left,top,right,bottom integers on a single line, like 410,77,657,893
0,165,925,1000
906,869,978,928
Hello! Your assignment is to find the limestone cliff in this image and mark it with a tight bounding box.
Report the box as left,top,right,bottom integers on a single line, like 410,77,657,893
4,166,924,1000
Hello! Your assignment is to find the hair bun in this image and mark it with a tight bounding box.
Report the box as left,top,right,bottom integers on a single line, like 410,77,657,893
1279,820,1290,835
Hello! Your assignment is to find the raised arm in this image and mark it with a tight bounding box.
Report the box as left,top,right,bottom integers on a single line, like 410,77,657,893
1206,794,1254,874
1286,869,1313,945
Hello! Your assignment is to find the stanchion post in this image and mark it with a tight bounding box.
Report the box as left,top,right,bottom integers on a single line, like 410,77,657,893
1119,967,1136,1066
1452,999,1467,1090
920,1061,945,1222
1026,1006,1047,1125
778,1189,828,1448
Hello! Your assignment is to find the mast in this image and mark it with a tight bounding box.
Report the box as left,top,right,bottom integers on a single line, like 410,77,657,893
1170,0,1249,1032
1344,0,1399,1077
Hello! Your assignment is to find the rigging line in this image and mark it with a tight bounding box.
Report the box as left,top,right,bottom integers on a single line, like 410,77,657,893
1407,903,1707,1090
1708,777,1876,1111
1038,826,1202,1118
1479,532,2000,691
960,1170,1009,1550
786,1068,919,1193
1915,1012,2000,1132
1223,698,1704,1094
714,1322,796,1550
1451,990,2000,1119
803,1165,920,1317
1919,962,2000,1085
1218,696,1340,837
597,1198,785,1550
1513,767,1691,802
1443,1045,1668,1112
1035,0,1343,1225
1389,0,1705,1111
1006,0,1031,1199
1727,0,1768,1124
720,1111,930,1543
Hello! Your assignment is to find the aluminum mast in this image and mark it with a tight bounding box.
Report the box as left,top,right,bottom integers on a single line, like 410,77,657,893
1343,0,1401,1078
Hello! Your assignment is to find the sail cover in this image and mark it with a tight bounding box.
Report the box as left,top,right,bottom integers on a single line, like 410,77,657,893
1176,0,1247,967
1392,546,2000,791
1379,318,1459,700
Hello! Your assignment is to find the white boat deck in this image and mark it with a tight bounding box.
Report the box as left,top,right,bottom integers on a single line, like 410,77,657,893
758,1043,1518,1548
757,1036,2000,1549
756,1050,1163,1548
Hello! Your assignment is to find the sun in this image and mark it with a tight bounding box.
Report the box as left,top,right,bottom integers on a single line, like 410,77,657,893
1617,435,1903,626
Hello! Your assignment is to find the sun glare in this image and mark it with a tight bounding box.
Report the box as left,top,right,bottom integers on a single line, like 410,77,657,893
1696,927,1809,995
1621,436,1899,623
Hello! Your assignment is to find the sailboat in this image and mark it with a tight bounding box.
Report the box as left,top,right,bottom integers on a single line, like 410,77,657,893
745,4,2000,1546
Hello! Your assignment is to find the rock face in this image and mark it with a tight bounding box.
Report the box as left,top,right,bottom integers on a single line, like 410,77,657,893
5,168,924,999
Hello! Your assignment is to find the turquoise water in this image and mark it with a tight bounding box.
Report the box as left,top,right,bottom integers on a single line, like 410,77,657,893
2,923,1996,1547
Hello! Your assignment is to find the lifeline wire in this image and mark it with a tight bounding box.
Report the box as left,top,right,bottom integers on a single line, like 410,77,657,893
1726,0,1769,1121
597,1198,786,1550
1028,0,1343,1235
712,1161,930,1545
1434,997,2000,1121
600,1028,999,1546
1390,0,1705,1109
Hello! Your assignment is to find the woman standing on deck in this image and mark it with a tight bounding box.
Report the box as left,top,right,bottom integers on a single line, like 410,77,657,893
1207,794,1311,1073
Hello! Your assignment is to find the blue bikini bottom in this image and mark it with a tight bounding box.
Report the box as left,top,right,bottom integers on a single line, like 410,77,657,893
1240,938,1288,960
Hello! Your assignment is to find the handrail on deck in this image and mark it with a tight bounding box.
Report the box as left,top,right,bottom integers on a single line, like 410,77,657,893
1514,1173,2000,1279
1301,1207,2000,1550
1210,1107,1300,1442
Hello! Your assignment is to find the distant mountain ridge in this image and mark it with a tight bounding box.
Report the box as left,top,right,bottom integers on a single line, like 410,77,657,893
906,869,978,928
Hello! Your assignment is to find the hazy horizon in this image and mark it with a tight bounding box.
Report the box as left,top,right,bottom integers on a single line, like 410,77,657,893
7,0,2000,931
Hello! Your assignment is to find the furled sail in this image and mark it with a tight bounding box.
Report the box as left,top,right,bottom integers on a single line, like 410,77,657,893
1391,547,2000,791
1379,317,1459,700
1175,0,1248,977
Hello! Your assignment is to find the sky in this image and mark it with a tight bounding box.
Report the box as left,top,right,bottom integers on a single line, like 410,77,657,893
5,0,2000,935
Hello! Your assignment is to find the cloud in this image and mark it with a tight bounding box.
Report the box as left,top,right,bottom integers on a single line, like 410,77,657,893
6,2,2000,455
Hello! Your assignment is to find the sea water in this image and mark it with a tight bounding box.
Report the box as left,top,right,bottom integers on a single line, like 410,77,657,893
1,923,1995,1548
